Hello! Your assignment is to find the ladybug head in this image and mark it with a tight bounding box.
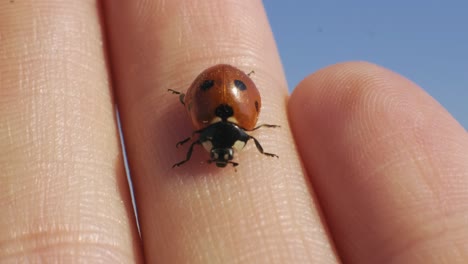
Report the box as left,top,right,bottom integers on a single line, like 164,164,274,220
210,148,235,167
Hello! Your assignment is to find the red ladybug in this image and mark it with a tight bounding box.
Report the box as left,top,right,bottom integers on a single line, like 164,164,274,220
169,64,278,168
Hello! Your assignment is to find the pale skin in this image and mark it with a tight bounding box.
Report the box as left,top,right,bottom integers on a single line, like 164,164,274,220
1,0,468,263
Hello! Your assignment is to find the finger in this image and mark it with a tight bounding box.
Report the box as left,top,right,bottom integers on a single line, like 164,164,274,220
289,61,468,263
0,1,141,262
104,0,339,262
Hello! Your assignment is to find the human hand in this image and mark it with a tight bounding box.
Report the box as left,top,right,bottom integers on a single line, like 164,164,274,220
1,1,468,263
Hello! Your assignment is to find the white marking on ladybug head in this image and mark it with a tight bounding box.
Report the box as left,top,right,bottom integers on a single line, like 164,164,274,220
232,140,246,152
202,141,213,152
210,117,222,124
227,117,239,124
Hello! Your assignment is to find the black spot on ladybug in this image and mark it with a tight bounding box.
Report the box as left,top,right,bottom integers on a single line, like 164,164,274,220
255,101,259,112
200,80,214,91
234,80,247,91
215,104,234,120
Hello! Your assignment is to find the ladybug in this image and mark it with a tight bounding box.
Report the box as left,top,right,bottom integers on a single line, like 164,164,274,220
169,64,279,168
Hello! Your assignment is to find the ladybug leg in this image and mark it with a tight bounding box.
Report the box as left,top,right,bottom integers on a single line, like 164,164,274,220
176,137,191,148
249,136,279,158
168,89,186,105
175,130,202,148
172,140,201,168
249,124,280,131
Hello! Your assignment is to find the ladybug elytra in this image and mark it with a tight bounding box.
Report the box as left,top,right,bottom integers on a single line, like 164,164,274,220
169,64,278,168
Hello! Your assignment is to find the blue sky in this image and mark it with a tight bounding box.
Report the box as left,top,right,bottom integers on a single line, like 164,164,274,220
264,0,468,129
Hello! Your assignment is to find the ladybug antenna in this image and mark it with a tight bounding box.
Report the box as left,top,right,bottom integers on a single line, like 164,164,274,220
247,70,255,77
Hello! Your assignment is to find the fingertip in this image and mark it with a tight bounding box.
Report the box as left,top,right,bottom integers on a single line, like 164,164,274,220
288,61,468,262
289,60,462,152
